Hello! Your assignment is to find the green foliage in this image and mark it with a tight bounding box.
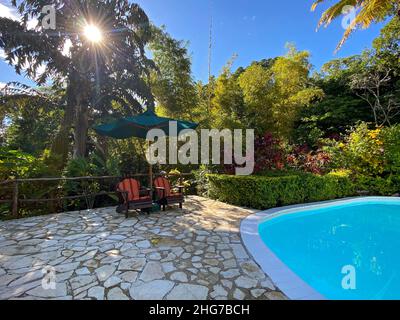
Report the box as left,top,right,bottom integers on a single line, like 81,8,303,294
211,57,246,129
149,26,198,120
326,123,385,175
267,45,324,138
207,45,324,138
0,147,38,179
0,147,59,180
231,45,323,138
0,147,62,218
0,93,63,155
62,157,97,209
294,95,372,146
355,174,400,195
207,173,355,210
107,139,148,178
89,152,121,177
1,0,156,160
295,18,400,144
237,63,274,133
165,168,195,195
380,125,400,173
192,165,215,197
326,123,400,177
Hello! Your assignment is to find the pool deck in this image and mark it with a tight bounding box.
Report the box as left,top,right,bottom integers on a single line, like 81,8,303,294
0,196,286,300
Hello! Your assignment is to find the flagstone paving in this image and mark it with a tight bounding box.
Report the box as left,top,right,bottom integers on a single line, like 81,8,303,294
0,196,286,300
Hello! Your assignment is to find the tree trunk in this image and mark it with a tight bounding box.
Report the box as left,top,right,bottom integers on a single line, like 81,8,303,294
95,134,108,160
50,68,81,166
73,101,89,159
49,96,75,168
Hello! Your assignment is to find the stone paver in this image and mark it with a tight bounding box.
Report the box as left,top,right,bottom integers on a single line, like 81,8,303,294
0,196,284,300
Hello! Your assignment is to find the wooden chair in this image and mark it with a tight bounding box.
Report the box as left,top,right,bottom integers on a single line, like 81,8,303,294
116,178,153,218
153,176,184,211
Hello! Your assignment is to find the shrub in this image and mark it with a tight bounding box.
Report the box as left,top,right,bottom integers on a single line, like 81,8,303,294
380,125,400,175
207,172,355,210
326,123,400,177
286,144,331,174
355,175,400,195
62,157,121,210
0,148,62,218
223,132,286,175
192,165,213,196
0,147,58,180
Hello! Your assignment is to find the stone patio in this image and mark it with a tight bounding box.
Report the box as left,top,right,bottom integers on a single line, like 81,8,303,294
0,196,286,300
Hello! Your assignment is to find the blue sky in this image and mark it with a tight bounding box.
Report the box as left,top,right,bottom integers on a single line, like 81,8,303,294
0,0,386,86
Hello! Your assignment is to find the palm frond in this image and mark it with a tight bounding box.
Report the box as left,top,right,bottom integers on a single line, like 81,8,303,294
315,0,359,28
312,0,397,50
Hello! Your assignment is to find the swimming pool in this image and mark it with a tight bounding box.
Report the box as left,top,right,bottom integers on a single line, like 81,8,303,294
241,197,400,300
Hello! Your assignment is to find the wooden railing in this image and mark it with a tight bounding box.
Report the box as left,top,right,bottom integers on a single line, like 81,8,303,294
0,173,193,217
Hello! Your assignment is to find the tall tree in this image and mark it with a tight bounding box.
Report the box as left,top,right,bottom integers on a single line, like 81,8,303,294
238,62,274,133
268,46,324,138
237,45,323,138
149,26,197,120
0,0,155,163
373,17,400,70
212,56,246,129
294,19,400,145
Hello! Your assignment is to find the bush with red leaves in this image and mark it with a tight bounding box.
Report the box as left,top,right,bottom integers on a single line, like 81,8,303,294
223,132,286,175
253,132,285,173
286,144,331,175
222,132,331,175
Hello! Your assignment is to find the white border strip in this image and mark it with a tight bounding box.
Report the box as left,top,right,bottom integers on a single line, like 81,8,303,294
240,197,400,300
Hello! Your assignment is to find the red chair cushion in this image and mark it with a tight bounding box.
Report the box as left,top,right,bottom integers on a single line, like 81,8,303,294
138,196,151,201
117,179,141,202
154,177,172,198
130,195,152,203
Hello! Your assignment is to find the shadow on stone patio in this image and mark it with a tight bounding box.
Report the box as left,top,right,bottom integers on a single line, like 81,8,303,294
0,196,286,300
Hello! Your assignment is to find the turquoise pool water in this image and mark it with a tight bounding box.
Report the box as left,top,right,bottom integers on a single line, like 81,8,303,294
258,199,400,300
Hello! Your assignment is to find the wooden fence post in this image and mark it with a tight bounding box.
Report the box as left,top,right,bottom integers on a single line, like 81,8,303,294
12,180,19,217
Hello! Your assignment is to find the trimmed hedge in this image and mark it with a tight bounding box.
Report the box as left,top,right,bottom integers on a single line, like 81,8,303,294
207,173,356,210
355,175,400,196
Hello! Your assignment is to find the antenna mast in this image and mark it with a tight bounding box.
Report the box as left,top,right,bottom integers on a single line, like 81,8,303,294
208,0,213,113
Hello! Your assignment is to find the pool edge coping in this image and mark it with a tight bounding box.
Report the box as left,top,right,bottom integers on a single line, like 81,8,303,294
240,196,400,300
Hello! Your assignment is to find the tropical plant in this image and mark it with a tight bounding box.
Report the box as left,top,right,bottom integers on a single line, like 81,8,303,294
311,0,399,50
0,84,63,155
0,147,38,179
0,0,155,164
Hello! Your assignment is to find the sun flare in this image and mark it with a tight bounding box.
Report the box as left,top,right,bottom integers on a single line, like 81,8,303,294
84,25,102,43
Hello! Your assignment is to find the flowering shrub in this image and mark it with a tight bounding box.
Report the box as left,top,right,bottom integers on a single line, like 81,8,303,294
253,132,285,173
286,144,331,175
223,132,285,175
326,123,400,177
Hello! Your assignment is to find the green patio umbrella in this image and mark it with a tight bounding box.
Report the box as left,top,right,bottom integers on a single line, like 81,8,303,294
93,109,198,186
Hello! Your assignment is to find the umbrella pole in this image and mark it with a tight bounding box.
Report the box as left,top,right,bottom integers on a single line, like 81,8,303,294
147,140,153,194
149,163,153,189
